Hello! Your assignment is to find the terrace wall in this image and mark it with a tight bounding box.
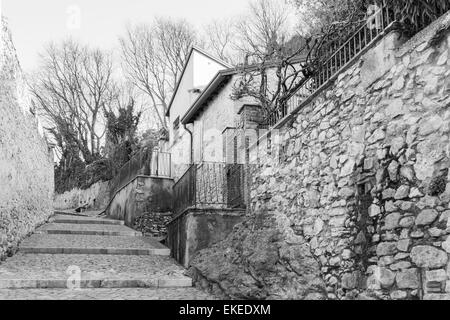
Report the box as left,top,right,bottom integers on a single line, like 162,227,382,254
189,12,450,300
0,19,54,259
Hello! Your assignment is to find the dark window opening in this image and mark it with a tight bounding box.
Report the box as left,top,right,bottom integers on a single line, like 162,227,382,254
233,136,238,164
245,137,250,164
173,117,180,140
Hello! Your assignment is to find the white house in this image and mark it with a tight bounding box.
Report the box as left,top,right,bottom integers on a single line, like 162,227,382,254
165,46,231,179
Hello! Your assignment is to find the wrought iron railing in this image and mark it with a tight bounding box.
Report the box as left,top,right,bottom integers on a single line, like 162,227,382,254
267,1,448,127
173,164,197,215
173,162,246,215
267,3,394,127
109,149,172,197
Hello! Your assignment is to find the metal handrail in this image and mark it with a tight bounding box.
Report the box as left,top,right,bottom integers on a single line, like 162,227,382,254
109,150,172,197
173,163,195,189
173,162,246,215
267,2,394,127
267,2,449,127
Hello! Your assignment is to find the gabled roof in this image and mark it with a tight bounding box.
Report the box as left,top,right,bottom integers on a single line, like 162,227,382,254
165,46,232,117
180,57,310,125
181,68,238,125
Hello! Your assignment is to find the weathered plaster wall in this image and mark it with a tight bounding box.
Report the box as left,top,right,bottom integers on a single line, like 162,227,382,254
168,50,227,180
190,13,450,300
0,19,54,259
107,176,173,227
170,131,192,180
167,208,245,268
193,77,238,163
53,180,111,211
191,75,261,165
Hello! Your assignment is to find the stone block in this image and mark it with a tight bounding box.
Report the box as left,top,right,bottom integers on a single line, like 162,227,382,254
377,242,397,257
441,238,450,253
384,212,401,230
426,269,447,283
396,269,419,289
395,186,410,200
341,272,360,290
390,290,407,300
390,137,406,156
329,216,347,227
416,209,439,226
419,116,443,136
379,256,395,266
409,188,424,198
390,261,412,271
395,253,410,261
369,204,381,217
399,217,415,228
446,281,450,293
424,294,450,300
383,189,396,199
378,267,396,289
411,246,448,269
388,161,399,181
400,166,415,182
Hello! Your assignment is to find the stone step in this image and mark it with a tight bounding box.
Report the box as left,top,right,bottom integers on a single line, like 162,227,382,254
36,223,142,237
19,234,171,256
50,215,125,226
0,277,192,289
0,254,192,289
0,288,214,300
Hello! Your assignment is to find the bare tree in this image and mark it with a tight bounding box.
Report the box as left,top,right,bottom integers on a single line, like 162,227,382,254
231,0,359,120
231,0,307,115
291,0,450,35
202,18,240,65
235,0,297,61
120,18,197,130
29,39,118,164
290,0,367,33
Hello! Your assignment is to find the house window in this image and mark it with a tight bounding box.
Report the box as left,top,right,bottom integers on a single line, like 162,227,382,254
233,136,238,164
173,117,180,140
245,137,250,164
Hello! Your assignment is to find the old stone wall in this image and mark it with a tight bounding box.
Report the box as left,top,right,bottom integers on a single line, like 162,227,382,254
107,176,173,228
0,18,54,259
190,12,450,300
53,181,111,211
167,208,245,268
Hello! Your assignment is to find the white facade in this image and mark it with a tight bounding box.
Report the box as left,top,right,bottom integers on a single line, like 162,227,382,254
166,47,230,180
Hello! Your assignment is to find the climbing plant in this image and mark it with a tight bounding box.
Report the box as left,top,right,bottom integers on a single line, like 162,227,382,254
390,0,450,34
104,99,142,177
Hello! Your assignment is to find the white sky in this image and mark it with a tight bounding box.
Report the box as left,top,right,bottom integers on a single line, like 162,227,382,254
2,0,247,72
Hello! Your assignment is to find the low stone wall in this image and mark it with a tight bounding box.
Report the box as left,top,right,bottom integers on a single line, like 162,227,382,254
133,211,173,239
0,19,54,259
53,181,111,211
167,208,245,268
189,12,450,300
107,176,173,227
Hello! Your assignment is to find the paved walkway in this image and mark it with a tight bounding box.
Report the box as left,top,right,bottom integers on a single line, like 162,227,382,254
0,213,214,300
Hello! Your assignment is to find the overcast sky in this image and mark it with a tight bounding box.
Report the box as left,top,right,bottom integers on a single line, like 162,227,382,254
2,0,246,72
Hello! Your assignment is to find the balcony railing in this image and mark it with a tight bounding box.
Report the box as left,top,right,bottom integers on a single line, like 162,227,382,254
109,149,172,197
267,1,448,127
173,162,246,215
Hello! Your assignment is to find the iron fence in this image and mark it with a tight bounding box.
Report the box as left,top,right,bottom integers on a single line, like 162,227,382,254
268,1,448,127
173,164,197,216
173,162,246,215
268,3,394,127
109,149,171,197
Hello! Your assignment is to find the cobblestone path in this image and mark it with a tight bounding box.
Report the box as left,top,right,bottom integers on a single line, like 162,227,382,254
0,213,214,300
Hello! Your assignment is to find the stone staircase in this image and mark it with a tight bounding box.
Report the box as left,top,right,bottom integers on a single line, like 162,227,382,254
0,213,213,300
